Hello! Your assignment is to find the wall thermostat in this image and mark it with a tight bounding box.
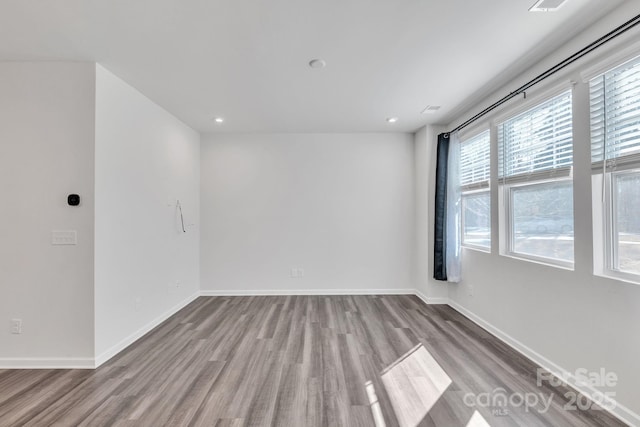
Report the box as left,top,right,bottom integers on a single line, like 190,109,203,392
67,194,80,206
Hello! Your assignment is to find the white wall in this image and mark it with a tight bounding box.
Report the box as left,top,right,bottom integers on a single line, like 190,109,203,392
200,133,414,294
0,62,96,366
94,65,200,362
440,3,640,423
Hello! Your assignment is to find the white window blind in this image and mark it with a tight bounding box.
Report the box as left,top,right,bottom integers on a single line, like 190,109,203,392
590,54,640,170
460,130,490,190
498,91,573,183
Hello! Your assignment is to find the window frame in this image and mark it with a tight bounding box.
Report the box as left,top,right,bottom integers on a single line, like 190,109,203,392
497,89,575,269
461,188,491,252
503,177,575,270
459,130,491,252
602,168,640,283
589,53,640,285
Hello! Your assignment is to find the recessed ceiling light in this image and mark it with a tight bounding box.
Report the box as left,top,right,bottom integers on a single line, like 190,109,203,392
421,105,441,114
386,117,399,123
309,59,326,69
529,0,567,12
214,117,224,123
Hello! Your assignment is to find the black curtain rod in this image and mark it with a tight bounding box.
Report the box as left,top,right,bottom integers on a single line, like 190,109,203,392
448,12,640,135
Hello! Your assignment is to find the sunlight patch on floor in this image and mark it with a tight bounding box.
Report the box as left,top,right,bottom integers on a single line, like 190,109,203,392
380,344,452,427
365,380,387,427
466,410,491,427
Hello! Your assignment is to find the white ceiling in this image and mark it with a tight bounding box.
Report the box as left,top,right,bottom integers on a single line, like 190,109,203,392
0,0,629,133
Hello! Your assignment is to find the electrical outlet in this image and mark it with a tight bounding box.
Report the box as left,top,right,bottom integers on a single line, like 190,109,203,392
468,283,474,297
290,267,305,278
167,281,181,293
134,297,142,312
10,319,22,334
51,230,77,245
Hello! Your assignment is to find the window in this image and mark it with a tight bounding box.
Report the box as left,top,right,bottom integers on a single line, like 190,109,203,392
590,54,640,280
498,91,574,267
460,130,491,250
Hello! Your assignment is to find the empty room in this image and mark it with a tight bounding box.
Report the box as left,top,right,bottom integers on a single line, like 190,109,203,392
1,0,640,426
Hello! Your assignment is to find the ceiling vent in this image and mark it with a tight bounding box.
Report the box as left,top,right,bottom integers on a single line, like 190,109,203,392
529,0,567,12
421,105,441,114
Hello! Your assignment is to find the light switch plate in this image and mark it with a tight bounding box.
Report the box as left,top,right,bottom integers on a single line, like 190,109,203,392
10,319,22,334
52,230,77,245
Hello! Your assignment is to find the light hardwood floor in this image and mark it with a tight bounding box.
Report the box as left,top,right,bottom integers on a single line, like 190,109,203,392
0,296,627,426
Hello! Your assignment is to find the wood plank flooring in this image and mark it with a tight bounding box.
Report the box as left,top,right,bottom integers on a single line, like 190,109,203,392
0,296,627,426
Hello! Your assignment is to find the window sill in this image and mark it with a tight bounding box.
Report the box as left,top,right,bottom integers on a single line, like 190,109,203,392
594,270,640,286
462,244,491,254
501,252,574,271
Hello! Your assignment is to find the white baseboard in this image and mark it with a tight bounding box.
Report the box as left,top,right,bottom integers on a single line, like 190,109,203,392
446,299,640,427
94,292,200,368
413,290,449,305
200,288,415,296
0,357,94,369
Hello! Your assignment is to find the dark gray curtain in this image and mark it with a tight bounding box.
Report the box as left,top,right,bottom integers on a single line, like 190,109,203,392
433,133,449,281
